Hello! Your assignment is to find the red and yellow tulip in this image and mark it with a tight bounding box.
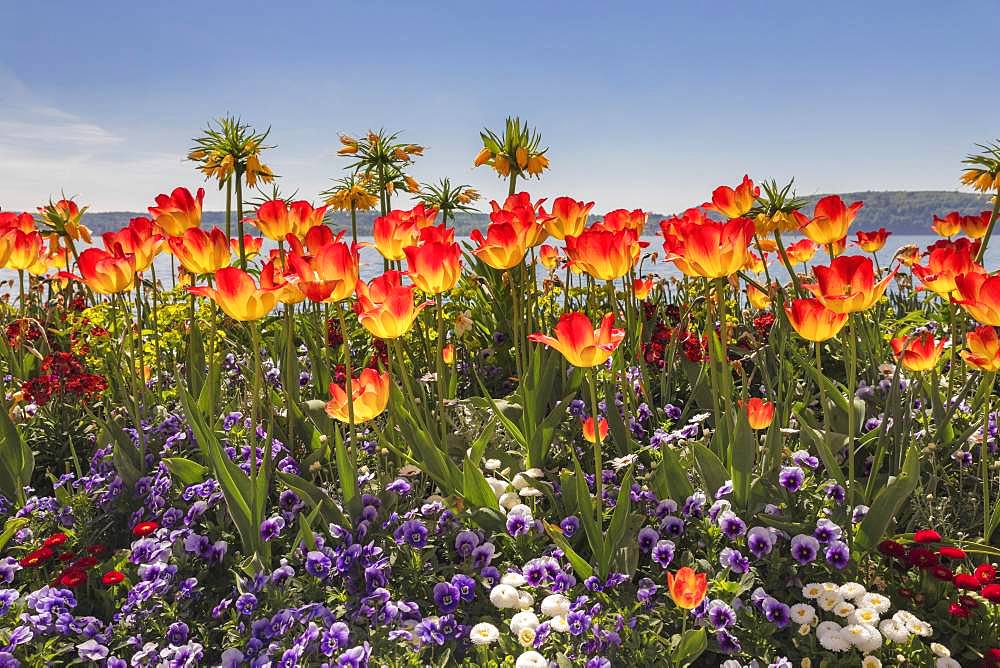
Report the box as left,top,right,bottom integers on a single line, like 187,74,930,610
954,272,1000,326
581,417,609,444
931,212,962,238
565,226,640,280
286,241,360,303
961,325,1000,372
148,187,204,237
740,397,775,429
60,247,136,294
801,195,863,245
188,267,278,321
803,255,894,314
911,243,984,296
354,271,431,339
528,312,624,368
103,217,163,272
470,223,528,270
404,238,462,295
325,368,391,423
855,228,890,252
890,331,946,372
168,227,231,275
661,212,754,279
702,175,758,219
667,567,708,610
784,298,849,341
546,197,593,240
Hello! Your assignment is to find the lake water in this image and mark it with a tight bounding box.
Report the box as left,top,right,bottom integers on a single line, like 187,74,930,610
2,234,998,295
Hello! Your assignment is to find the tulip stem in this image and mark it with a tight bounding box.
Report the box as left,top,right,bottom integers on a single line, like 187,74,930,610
235,172,246,271
983,372,995,542
773,231,803,298
845,315,858,552
815,342,828,432
435,294,448,445
974,191,1000,264
336,306,356,447
225,176,233,239
589,368,603,523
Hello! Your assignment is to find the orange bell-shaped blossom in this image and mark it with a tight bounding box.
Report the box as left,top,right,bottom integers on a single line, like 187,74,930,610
2,230,45,273
103,217,163,272
702,175,759,219
801,195,863,245
961,211,992,239
490,192,551,248
581,416,609,444
931,212,962,238
286,241,360,303
232,234,263,259
803,255,895,314
740,397,775,429
470,222,528,270
660,213,754,279
353,270,432,339
60,247,136,294
546,197,593,240
633,277,653,301
961,325,1000,372
565,226,640,281
784,298,849,342
890,331,946,372
855,228,890,252
187,267,278,321
168,227,231,275
148,187,204,236
953,272,1000,326
784,238,817,265
528,311,624,368
601,208,648,235
667,567,708,610
325,368,391,423
911,243,984,296
404,239,461,295
260,258,305,305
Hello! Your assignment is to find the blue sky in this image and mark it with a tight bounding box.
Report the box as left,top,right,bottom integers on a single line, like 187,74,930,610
1,1,996,214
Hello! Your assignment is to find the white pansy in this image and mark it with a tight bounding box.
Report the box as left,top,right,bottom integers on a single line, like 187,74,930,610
484,459,502,472
518,487,543,497
469,622,500,645
540,594,571,618
489,584,521,609
511,474,531,490
517,591,535,610
507,504,534,518
790,603,816,625
515,650,548,668
523,468,545,478
486,477,508,497
499,493,522,510
501,572,527,587
720,662,742,668
509,610,540,635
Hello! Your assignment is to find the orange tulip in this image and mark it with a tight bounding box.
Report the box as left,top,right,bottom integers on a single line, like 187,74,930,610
784,238,817,265
418,224,455,245
953,272,1000,326
931,212,962,238
260,258,305,305
890,331,945,372
528,312,624,368
303,225,339,254
404,239,461,295
661,213,754,279
601,208,648,235
53,199,91,243
354,270,431,339
803,255,894,314
746,282,771,310
961,211,992,239
546,197,593,240
784,298,849,342
855,228,890,252
756,238,778,253
702,175,759,219
233,234,263,259
470,223,528,270
489,193,551,248
801,195,863,245
539,244,560,271
286,241,360,303
581,417,608,444
442,343,455,365
961,325,1000,372
911,243,984,296
667,567,708,610
0,212,37,233
740,397,775,429
373,210,421,261
565,227,640,280
325,368,390,423
187,267,278,321
633,277,653,301
148,187,204,236
743,251,767,274
827,236,847,257
895,245,922,267
2,230,45,273
103,217,163,272
60,247,136,294
168,227,231,275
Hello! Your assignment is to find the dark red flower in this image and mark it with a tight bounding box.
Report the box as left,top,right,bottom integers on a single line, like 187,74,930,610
930,565,954,582
976,563,997,584
56,568,87,588
981,584,1000,603
101,570,125,586
985,649,1000,668
938,546,967,560
897,587,913,598
19,547,54,568
43,533,68,548
948,601,971,618
954,573,982,590
906,547,938,569
86,544,108,556
878,540,907,559
72,556,98,570
914,529,942,543
131,521,158,537
57,551,76,562
959,595,980,609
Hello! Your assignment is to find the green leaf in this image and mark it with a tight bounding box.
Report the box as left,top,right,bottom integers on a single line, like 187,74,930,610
691,442,727,498
600,464,635,578
650,445,694,501
856,444,920,551
333,426,358,510
543,522,593,580
0,517,28,552
672,628,707,667
730,409,756,510
162,457,208,486
573,456,604,564
462,457,500,510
